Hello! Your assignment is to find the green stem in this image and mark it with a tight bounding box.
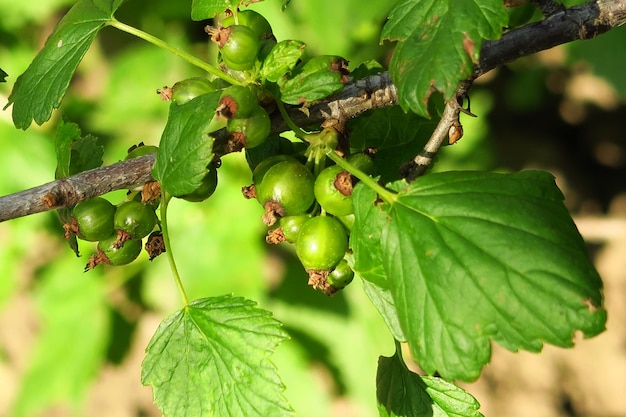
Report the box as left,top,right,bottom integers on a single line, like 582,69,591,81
326,151,397,204
275,100,309,139
159,192,190,307
108,19,243,87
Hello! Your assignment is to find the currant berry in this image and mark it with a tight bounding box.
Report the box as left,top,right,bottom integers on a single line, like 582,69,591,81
86,234,142,270
227,105,270,148
347,152,377,177
251,154,296,185
114,201,157,241
279,214,312,243
295,216,348,271
217,85,258,119
69,197,116,242
179,167,218,202
256,160,315,225
221,10,273,40
212,25,260,71
327,259,354,291
314,165,354,216
170,77,216,105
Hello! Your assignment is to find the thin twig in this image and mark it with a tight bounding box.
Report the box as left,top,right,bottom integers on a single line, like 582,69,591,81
0,154,155,222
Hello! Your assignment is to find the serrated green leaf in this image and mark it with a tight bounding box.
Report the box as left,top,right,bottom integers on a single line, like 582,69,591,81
191,0,236,20
152,92,220,196
0,68,7,82
377,347,482,417
279,71,344,105
278,56,347,105
381,0,507,116
378,170,606,381
351,184,405,341
349,106,436,151
141,295,293,417
54,120,103,179
260,40,306,83
6,0,126,129
54,119,81,179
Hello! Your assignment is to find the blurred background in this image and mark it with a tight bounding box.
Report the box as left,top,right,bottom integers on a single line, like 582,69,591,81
0,0,624,416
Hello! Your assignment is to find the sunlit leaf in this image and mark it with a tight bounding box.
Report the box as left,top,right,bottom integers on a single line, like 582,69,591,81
381,0,507,116
6,0,126,129
142,295,293,417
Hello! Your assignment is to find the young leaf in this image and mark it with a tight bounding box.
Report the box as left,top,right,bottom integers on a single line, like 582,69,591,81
191,0,236,20
377,347,483,417
6,0,127,129
54,120,104,179
260,40,306,83
152,92,220,196
141,296,293,417
278,56,348,105
371,171,606,381
381,0,507,117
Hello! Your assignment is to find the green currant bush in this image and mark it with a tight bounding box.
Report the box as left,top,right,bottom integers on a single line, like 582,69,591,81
256,159,315,221
314,165,354,216
98,234,142,266
221,9,273,40
227,105,271,148
296,216,348,271
279,214,312,243
179,167,218,202
213,25,260,71
327,259,355,291
114,200,157,240
170,77,216,105
218,85,258,119
71,197,116,242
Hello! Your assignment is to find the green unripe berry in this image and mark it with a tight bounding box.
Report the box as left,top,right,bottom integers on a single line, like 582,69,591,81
171,77,216,105
213,25,260,71
179,167,218,202
98,234,142,266
71,197,116,242
227,105,270,148
296,216,348,271
327,259,354,291
114,201,157,240
314,165,354,217
221,10,273,40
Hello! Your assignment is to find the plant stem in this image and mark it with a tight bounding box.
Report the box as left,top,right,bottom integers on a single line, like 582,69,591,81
275,100,309,139
108,19,243,87
159,192,189,307
326,151,397,204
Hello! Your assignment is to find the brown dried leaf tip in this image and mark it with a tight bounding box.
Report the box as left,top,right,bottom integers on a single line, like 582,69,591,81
157,87,173,101
85,249,110,272
307,270,337,296
266,227,286,244
262,200,285,226
142,181,162,204
242,184,256,199
145,231,166,261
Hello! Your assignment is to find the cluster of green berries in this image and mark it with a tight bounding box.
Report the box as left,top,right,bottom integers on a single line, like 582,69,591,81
64,145,164,270
247,151,376,296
